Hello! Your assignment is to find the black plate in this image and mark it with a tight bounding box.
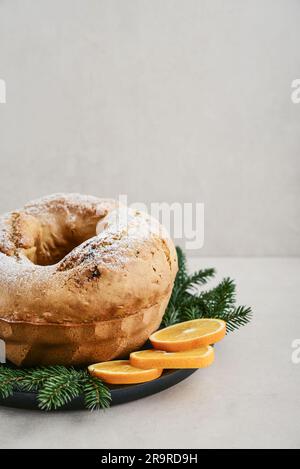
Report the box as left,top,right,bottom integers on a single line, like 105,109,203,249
0,368,197,411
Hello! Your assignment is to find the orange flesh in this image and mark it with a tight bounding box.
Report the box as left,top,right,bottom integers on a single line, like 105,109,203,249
130,346,214,369
150,319,226,351
88,360,163,384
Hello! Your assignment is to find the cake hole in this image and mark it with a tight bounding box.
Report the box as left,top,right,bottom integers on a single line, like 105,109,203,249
24,217,102,266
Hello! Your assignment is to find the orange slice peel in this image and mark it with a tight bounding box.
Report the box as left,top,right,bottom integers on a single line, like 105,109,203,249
130,345,214,369
150,318,226,352
88,360,163,385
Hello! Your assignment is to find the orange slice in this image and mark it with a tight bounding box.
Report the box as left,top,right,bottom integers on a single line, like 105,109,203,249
130,345,214,369
150,319,226,351
88,360,163,385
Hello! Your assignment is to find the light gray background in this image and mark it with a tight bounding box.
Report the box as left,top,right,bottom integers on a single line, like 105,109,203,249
0,0,299,256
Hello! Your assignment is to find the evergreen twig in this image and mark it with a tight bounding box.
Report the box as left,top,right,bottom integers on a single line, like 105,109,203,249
21,366,69,392
162,247,253,330
81,373,112,411
0,366,26,399
0,364,111,411
37,369,82,411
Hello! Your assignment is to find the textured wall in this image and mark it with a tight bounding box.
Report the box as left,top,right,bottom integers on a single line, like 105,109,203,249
0,0,299,256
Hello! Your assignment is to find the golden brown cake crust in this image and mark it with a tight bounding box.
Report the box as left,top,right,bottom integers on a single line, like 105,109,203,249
0,193,178,366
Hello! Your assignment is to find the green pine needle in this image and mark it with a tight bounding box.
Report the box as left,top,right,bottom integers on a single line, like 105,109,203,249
161,302,181,328
175,246,188,284
0,246,252,410
21,366,70,392
37,369,82,411
220,305,253,333
177,268,216,297
0,366,26,399
162,247,253,330
0,364,111,411
81,373,112,411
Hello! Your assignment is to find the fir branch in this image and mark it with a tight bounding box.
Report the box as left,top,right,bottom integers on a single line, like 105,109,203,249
175,246,188,285
185,278,237,317
200,278,236,315
181,305,203,322
20,366,70,392
162,247,253,331
161,302,181,327
0,364,112,411
219,305,253,333
81,373,112,411
37,368,83,411
0,366,26,399
178,268,215,296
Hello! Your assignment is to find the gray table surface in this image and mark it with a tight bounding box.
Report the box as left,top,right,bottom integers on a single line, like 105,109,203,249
1,257,299,449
